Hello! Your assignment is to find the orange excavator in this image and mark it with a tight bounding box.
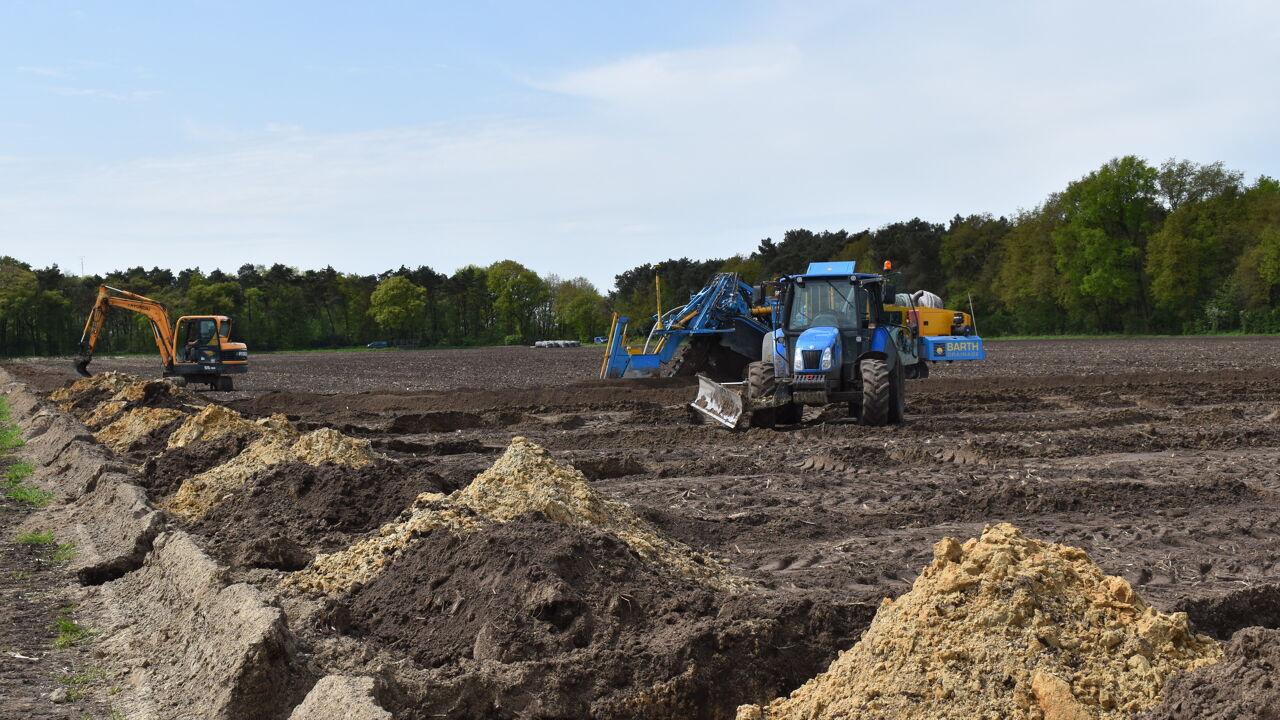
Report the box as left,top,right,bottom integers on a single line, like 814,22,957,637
74,285,249,391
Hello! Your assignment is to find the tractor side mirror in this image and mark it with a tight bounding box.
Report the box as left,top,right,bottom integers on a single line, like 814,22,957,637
884,281,896,302
752,284,765,305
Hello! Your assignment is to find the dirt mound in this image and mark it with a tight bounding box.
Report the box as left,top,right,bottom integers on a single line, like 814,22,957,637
49,370,134,405
57,374,198,428
140,434,254,497
169,425,377,519
287,438,745,594
1173,583,1280,640
737,524,1222,720
454,437,741,588
166,404,265,448
342,514,873,720
1138,626,1280,720
93,407,187,456
286,496,485,594
186,460,448,568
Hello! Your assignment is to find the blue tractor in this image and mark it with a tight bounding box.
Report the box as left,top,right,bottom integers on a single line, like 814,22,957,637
692,261,985,428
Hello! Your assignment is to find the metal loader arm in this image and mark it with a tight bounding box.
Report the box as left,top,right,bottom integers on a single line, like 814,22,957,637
75,285,177,377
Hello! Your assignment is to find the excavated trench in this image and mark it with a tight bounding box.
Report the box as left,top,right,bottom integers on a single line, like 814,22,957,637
4,337,1280,720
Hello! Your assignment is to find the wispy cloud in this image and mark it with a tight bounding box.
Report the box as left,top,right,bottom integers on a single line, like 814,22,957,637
17,65,65,77
53,87,162,101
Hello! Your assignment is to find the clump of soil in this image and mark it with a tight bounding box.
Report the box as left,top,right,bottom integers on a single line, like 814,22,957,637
186,459,447,567
59,374,198,428
286,438,744,594
342,514,873,720
1173,582,1280,641
93,407,187,455
453,437,742,589
169,425,378,519
166,404,265,448
737,524,1222,720
284,496,485,594
140,434,252,497
49,370,134,406
1139,627,1280,720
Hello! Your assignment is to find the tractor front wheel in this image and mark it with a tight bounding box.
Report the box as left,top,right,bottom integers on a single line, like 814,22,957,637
746,360,777,429
859,359,891,426
860,354,907,426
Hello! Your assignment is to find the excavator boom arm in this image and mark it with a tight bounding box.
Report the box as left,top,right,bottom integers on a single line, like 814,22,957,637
76,285,176,376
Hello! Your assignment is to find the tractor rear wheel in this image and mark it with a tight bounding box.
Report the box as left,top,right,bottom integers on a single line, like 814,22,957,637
859,358,891,426
888,360,906,424
746,360,777,429
215,376,234,392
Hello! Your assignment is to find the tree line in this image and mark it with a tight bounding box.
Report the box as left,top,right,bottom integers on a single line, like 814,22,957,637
613,156,1280,336
0,259,612,357
2,155,1278,358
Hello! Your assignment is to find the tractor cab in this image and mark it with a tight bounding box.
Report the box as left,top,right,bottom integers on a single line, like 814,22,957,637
170,315,249,390
772,262,919,397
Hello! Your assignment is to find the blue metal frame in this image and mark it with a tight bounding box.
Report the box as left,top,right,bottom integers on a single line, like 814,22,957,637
601,273,772,379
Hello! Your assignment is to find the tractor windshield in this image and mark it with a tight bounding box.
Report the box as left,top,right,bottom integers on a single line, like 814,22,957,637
788,279,865,331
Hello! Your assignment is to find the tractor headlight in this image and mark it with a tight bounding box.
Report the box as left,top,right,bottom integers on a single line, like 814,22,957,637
820,347,833,370
794,347,805,370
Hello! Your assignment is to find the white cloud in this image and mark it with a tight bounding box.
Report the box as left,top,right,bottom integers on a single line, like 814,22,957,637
17,66,65,77
52,87,162,101
5,1,1279,289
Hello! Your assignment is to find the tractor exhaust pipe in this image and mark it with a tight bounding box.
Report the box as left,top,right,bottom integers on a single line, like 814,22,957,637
73,356,92,377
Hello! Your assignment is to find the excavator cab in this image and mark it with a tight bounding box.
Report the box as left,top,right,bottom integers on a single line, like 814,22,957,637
171,316,247,390
179,317,220,364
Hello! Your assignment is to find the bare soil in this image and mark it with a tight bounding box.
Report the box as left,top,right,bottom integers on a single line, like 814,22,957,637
0,465,114,717
7,335,1280,719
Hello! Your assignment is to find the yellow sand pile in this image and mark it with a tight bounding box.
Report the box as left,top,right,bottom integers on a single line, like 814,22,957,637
456,438,740,587
166,404,267,449
168,425,377,519
54,374,194,428
736,524,1222,720
93,407,188,454
50,371,135,406
286,437,746,594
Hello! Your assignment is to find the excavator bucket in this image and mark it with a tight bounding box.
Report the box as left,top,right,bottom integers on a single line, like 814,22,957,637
73,356,92,377
691,376,745,428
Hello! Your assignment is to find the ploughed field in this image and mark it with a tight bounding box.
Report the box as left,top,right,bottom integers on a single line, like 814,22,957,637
8,335,1280,719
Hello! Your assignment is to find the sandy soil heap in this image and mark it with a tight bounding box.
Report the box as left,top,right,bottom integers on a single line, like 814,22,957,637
49,370,134,405
169,424,377,519
166,404,266,448
737,524,1222,720
51,371,380,519
288,437,746,594
93,407,187,454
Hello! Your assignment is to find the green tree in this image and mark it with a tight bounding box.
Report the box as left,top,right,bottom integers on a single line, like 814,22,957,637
994,198,1069,334
1157,158,1243,211
940,214,1011,314
487,260,548,342
368,275,427,341
1052,156,1163,330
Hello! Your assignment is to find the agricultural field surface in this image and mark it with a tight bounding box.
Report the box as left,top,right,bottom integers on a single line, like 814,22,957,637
3,335,1280,719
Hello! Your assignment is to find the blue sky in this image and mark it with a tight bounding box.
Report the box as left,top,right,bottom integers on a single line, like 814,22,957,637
3,1,1278,291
